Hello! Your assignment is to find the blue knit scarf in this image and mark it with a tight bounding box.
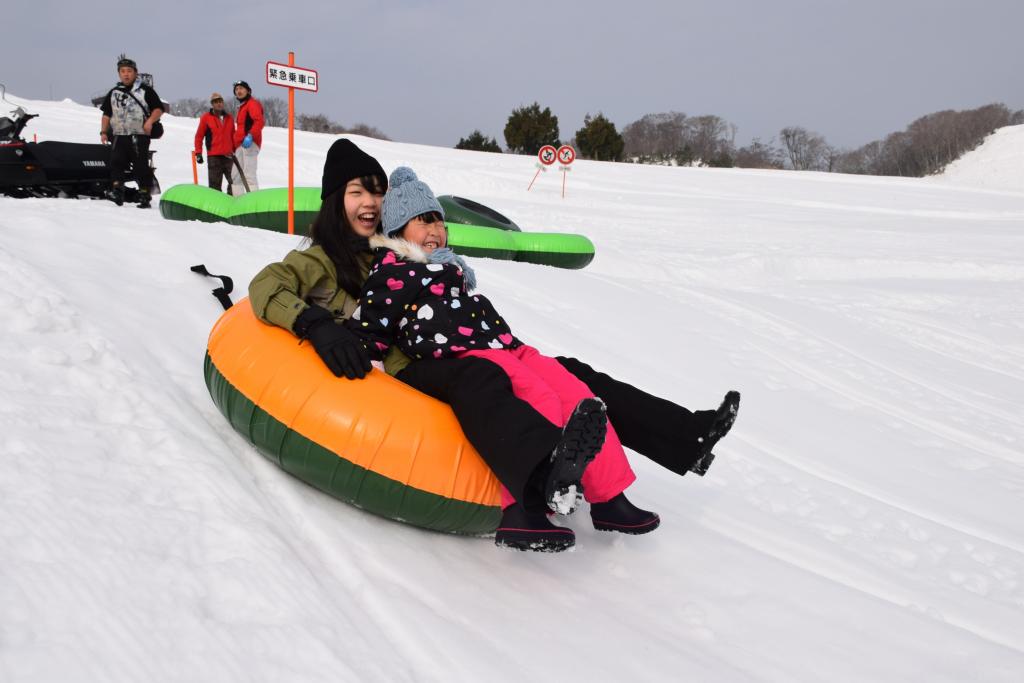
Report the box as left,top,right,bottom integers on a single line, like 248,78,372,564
427,247,476,292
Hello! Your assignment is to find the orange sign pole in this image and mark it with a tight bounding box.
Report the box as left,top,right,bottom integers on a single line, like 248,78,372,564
191,152,198,184
288,51,296,235
267,53,318,233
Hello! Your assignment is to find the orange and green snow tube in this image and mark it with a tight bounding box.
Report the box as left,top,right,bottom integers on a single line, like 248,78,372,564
204,300,502,534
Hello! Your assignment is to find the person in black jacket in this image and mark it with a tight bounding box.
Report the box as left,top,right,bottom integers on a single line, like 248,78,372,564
99,54,163,208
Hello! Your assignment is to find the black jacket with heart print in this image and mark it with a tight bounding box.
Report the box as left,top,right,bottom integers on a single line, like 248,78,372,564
346,236,521,362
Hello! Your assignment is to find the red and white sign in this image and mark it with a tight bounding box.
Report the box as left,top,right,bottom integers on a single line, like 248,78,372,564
266,61,319,92
556,145,576,166
538,145,557,166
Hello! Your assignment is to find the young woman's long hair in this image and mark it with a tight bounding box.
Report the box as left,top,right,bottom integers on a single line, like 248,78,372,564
307,173,386,297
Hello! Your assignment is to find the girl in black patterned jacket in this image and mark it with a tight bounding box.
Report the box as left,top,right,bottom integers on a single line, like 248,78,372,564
348,167,740,549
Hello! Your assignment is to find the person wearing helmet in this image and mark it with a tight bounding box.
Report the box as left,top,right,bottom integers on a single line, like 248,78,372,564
99,54,163,208
229,80,264,195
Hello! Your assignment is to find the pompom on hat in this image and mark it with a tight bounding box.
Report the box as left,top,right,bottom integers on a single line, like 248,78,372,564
381,166,445,237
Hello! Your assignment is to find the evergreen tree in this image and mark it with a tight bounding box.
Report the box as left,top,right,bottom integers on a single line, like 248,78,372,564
455,130,502,152
574,113,624,161
503,102,560,155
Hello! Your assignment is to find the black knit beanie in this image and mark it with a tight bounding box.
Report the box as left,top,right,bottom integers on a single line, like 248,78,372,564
321,139,387,200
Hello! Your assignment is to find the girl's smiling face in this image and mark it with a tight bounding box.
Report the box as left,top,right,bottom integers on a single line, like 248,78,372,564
401,212,447,253
343,178,384,236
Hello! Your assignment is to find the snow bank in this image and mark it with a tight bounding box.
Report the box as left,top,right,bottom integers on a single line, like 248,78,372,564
2,94,1023,682
933,124,1024,194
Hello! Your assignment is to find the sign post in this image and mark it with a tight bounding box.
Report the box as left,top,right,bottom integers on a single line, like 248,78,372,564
528,145,557,191
556,145,575,198
266,55,319,235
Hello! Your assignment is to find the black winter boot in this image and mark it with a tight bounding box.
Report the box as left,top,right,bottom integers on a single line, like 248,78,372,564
542,397,607,515
590,493,660,534
494,504,575,552
137,191,152,209
690,390,741,476
106,184,124,206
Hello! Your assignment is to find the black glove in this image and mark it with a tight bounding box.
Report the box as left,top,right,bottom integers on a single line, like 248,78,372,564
195,152,204,164
293,305,372,379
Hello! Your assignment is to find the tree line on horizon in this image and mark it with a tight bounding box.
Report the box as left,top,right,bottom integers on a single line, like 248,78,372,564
458,101,1024,178
171,94,1023,178
169,96,390,141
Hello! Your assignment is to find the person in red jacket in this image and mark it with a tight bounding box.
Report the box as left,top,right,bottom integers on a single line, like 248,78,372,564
230,80,264,195
193,93,235,193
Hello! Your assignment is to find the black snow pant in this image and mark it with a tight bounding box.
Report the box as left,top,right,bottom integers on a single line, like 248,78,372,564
207,155,233,193
395,354,717,505
110,134,152,193
555,356,717,476
396,356,560,508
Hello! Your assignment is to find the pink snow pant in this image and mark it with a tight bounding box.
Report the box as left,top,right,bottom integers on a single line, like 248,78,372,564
457,345,636,508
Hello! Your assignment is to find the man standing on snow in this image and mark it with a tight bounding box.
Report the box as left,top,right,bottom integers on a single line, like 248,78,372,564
193,93,234,194
230,80,264,195
100,54,163,208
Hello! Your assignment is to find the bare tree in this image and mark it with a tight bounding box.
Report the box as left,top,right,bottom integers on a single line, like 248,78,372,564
832,146,869,175
686,115,736,165
260,97,288,127
169,97,208,117
296,113,341,133
823,145,845,172
734,138,784,169
345,123,391,140
843,103,1017,177
779,126,829,170
622,111,687,162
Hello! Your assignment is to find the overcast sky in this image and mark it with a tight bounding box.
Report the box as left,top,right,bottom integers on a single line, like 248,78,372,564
4,0,1022,151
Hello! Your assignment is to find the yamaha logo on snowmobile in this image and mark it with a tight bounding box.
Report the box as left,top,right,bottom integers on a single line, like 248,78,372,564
82,160,106,167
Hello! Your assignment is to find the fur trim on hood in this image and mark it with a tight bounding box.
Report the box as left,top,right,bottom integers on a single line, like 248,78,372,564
368,234,429,263
367,234,477,292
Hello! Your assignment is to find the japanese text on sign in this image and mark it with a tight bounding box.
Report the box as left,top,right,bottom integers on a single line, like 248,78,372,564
266,62,319,92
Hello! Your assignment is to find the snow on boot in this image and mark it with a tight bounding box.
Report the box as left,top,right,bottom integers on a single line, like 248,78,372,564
590,493,660,535
544,397,607,515
494,504,575,553
690,390,741,476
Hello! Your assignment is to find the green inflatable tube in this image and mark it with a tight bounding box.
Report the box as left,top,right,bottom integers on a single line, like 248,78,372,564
439,195,520,231
159,184,594,269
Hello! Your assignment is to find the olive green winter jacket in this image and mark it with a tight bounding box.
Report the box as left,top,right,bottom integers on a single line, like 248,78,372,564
248,245,412,376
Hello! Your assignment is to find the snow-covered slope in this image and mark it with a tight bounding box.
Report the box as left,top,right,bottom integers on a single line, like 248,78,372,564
934,123,1024,194
2,94,1023,682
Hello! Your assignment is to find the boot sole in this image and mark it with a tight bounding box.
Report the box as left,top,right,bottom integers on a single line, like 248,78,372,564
689,451,716,477
545,398,607,515
592,514,661,535
495,528,575,552
690,391,740,475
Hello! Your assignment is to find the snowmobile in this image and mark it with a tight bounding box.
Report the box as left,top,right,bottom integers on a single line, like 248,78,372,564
0,85,159,200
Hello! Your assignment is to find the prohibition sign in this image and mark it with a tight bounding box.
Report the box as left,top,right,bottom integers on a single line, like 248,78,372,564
556,145,576,165
538,145,558,165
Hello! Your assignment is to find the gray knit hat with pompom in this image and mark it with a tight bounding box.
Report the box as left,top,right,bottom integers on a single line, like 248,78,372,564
381,166,445,237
